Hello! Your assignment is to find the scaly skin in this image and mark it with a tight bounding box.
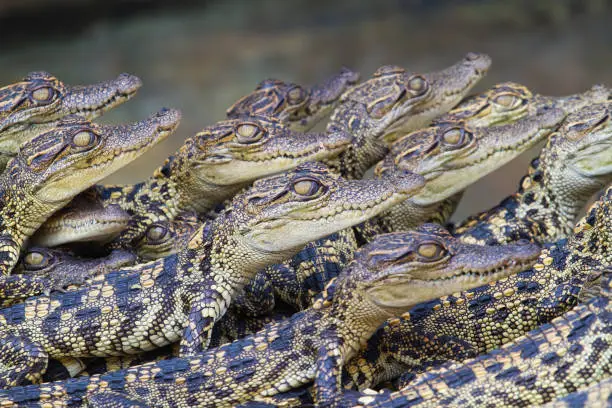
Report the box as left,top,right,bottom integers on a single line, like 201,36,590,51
0,72,142,169
0,108,179,287
0,162,424,387
259,107,563,312
541,377,612,408
325,52,491,180
41,117,352,249
363,107,565,238
435,82,609,128
351,268,612,408
14,247,136,292
338,181,612,391
30,189,130,247
454,102,612,245
226,67,360,131
36,115,353,249
0,224,541,407
135,211,201,261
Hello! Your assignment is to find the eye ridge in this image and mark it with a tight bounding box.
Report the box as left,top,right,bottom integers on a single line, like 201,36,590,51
235,123,264,144
416,241,447,260
291,177,324,197
146,224,169,243
30,86,57,104
71,129,98,149
23,251,50,269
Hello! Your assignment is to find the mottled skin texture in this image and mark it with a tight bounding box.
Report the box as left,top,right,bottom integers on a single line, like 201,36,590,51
0,72,142,169
352,269,611,408
14,247,136,292
0,109,179,305
454,102,612,245
0,162,424,387
325,52,491,180
37,115,352,250
230,54,491,317
541,377,612,408
0,224,541,407
360,107,564,240
30,189,130,248
226,67,360,131
338,182,612,392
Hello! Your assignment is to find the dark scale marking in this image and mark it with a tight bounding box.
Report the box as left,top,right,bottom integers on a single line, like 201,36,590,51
495,366,521,380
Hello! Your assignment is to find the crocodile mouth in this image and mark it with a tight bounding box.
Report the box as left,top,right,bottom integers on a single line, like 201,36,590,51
71,88,138,115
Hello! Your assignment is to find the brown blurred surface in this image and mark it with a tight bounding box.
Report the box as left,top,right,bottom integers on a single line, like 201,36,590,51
0,0,610,222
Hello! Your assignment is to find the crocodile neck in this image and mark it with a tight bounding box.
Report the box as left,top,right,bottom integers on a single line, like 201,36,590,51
323,102,389,179
0,178,59,274
454,155,597,245
344,188,611,389
355,194,461,245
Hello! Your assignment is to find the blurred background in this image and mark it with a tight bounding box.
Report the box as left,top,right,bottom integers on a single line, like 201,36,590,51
1,0,610,221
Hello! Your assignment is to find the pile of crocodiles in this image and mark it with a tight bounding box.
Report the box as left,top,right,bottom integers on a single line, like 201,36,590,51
0,52,607,407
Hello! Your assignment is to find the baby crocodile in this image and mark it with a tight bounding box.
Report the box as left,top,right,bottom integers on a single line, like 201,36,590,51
364,81,610,239
226,68,360,130
0,162,424,387
0,224,540,407
14,247,136,292
326,52,491,180
0,108,179,299
36,115,352,249
31,190,130,248
236,107,562,315
350,268,611,408
339,180,612,391
0,71,142,169
454,101,612,245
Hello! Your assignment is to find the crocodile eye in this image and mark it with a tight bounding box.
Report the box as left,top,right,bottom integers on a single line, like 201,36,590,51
30,86,56,104
441,128,471,147
287,86,306,105
235,123,263,144
407,75,428,95
71,130,98,149
416,242,446,261
493,94,523,109
146,224,168,243
23,251,50,269
292,177,324,197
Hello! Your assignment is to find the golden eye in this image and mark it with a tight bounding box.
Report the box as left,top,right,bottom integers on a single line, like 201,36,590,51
31,86,56,104
493,94,522,109
72,130,97,148
235,123,263,144
416,242,446,260
407,76,427,95
441,128,466,145
292,178,324,197
146,225,168,242
24,251,48,269
287,86,306,104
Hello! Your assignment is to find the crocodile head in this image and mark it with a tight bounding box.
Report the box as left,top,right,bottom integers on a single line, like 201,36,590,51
434,82,534,127
0,72,142,155
15,247,136,291
136,211,200,260
542,103,612,216
376,107,565,205
30,189,131,247
170,115,353,211
4,108,180,220
226,67,359,131
224,162,424,264
379,52,492,145
438,82,611,129
330,223,540,338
